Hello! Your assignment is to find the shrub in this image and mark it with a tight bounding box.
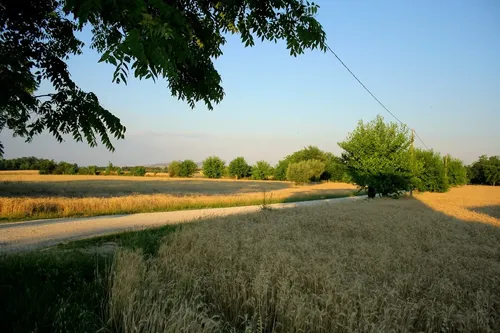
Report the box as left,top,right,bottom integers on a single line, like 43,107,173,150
275,146,329,181
38,159,57,175
289,146,327,163
307,159,325,182
106,162,114,175
179,160,198,177
167,161,182,177
286,161,312,184
323,153,347,182
251,161,273,180
78,165,98,175
131,166,146,177
202,156,225,179
228,157,251,179
53,162,79,175
116,168,123,176
413,149,449,193
446,156,468,186
274,159,289,181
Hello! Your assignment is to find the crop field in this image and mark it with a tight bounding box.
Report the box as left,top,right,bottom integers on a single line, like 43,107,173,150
2,185,499,332
0,171,359,221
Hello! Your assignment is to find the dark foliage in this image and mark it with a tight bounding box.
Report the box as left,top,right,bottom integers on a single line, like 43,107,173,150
468,155,500,186
1,0,326,156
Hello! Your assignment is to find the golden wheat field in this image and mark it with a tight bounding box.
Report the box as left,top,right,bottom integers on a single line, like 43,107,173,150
0,171,358,221
109,186,500,333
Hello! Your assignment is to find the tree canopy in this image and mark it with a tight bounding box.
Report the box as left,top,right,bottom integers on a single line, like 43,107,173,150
0,0,326,156
228,157,251,179
468,155,500,186
338,115,414,197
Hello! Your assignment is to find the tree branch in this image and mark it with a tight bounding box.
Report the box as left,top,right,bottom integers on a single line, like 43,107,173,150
33,93,54,99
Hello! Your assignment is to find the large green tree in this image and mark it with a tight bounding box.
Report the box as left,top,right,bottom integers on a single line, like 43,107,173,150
0,0,326,156
338,115,414,197
202,156,225,179
179,159,198,177
228,157,251,179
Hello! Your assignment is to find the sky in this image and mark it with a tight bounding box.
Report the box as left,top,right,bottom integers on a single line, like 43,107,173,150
2,0,499,166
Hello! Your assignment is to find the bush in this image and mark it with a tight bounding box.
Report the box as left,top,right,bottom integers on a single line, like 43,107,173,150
131,166,146,177
53,162,79,175
38,159,57,175
116,168,123,176
446,156,468,186
251,161,273,180
286,159,326,184
228,157,251,179
167,161,182,177
286,161,309,184
106,162,114,175
274,146,329,181
413,149,449,193
274,159,289,181
323,154,347,182
179,160,198,177
289,146,327,163
307,159,325,182
202,156,225,179
78,165,98,175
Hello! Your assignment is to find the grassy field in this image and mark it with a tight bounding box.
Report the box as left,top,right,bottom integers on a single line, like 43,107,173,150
0,171,359,221
1,186,500,332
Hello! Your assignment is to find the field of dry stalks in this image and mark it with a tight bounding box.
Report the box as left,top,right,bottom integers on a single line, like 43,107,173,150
109,186,500,333
0,172,358,221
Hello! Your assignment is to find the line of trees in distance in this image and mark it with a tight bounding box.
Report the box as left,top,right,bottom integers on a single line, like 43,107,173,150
1,115,498,196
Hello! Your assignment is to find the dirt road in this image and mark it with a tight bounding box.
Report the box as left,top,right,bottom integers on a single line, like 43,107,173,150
0,196,366,252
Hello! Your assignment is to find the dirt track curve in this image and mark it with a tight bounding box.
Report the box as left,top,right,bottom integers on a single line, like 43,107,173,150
0,196,366,252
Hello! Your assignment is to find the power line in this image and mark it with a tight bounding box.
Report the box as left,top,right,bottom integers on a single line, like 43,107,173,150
325,42,429,149
413,130,429,149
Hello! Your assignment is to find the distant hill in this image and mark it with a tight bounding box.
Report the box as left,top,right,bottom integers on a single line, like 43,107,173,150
145,163,169,168
145,162,203,169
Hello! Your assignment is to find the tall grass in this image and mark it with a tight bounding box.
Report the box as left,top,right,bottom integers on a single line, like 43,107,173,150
0,251,109,333
0,185,357,221
108,198,500,332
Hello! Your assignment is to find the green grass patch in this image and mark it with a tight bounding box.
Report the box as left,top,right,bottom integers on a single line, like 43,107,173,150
0,250,109,333
0,224,181,333
58,224,179,256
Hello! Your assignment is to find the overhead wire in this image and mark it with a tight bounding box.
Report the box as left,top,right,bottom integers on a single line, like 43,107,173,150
325,43,429,150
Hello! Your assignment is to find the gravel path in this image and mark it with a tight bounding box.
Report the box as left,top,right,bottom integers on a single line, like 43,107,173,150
0,196,365,252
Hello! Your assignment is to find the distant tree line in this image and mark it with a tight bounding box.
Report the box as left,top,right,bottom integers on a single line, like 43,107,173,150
467,155,500,186
0,157,148,177
1,116,496,194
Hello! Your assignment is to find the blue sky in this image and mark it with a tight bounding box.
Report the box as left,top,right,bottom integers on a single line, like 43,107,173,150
2,0,499,165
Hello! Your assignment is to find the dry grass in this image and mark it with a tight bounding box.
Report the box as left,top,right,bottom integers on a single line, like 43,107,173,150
0,172,358,221
416,185,500,226
108,187,500,333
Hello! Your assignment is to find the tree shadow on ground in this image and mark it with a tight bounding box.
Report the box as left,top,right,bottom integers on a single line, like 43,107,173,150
2,195,500,333
469,205,500,220
280,187,362,203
